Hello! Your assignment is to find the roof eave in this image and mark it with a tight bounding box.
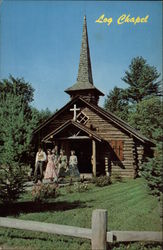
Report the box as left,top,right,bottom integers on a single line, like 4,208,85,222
64,87,104,96
33,96,79,134
78,97,154,145
42,120,102,143
33,96,154,146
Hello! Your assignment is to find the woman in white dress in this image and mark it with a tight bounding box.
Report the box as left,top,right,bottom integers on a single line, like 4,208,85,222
44,149,58,182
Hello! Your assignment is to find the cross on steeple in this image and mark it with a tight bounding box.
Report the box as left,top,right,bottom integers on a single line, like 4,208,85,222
70,104,80,121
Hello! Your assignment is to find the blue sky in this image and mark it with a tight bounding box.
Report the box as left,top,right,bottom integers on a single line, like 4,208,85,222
0,1,162,111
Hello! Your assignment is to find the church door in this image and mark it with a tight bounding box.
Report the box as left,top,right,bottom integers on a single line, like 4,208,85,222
70,139,92,173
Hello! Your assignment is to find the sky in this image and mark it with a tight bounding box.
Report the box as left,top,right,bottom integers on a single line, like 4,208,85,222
0,1,162,112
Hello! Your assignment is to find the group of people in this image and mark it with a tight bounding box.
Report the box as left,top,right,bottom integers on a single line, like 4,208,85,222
34,146,80,183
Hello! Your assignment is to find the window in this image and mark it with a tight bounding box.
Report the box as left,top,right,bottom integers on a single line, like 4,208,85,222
110,140,124,161
77,112,89,124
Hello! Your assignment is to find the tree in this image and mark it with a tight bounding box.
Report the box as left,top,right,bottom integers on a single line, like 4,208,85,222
104,56,161,197
0,162,28,204
128,96,163,197
0,76,37,203
31,107,53,126
141,143,163,197
122,56,160,103
0,93,37,164
0,75,34,104
104,87,129,121
128,97,162,142
0,75,56,203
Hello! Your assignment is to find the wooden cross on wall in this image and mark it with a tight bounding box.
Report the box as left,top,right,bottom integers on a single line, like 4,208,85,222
70,104,80,121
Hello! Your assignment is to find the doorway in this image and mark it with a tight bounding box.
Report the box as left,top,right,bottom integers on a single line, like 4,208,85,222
70,139,92,173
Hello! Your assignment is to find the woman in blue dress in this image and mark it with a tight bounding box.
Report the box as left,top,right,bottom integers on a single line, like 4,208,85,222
69,150,80,177
58,149,68,177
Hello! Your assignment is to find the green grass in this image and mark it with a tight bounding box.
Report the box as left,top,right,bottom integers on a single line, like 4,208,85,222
0,178,162,250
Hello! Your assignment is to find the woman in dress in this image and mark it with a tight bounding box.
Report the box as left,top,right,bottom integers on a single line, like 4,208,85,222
58,149,68,177
44,149,58,182
69,150,80,177
52,146,59,167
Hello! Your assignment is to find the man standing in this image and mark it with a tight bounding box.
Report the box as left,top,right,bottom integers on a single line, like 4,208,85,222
34,147,46,183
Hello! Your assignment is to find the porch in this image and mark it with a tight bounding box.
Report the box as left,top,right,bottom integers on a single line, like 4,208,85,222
42,120,110,176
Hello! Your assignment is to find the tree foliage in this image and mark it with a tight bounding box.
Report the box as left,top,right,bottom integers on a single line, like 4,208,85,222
0,75,54,203
0,76,37,203
0,75,34,104
141,143,163,197
128,97,163,142
104,57,162,197
0,77,37,164
0,163,28,203
122,56,160,103
104,87,129,121
31,107,53,126
127,97,163,197
104,57,160,119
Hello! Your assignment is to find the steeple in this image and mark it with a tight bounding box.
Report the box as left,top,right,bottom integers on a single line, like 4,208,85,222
77,15,93,84
65,16,104,105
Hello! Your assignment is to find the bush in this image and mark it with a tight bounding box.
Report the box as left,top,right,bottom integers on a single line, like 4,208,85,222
141,143,163,197
92,176,111,187
65,185,74,194
32,183,59,202
0,163,28,204
73,182,89,192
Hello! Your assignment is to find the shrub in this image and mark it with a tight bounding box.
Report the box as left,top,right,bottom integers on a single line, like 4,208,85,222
0,163,28,204
141,143,163,197
32,183,59,202
65,185,74,194
73,182,89,192
92,176,111,187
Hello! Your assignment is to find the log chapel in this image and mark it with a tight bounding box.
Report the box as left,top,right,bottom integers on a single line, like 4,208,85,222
33,16,154,178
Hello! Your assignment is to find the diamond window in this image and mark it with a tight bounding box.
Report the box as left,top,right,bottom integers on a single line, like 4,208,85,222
77,112,89,124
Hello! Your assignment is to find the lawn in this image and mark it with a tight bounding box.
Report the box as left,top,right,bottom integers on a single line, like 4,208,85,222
0,178,162,250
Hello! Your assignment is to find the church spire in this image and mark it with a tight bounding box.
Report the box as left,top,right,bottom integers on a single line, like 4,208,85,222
77,15,93,84
65,16,104,105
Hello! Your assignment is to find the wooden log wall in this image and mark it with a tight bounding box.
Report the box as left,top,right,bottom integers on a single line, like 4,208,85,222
41,113,73,140
82,107,138,178
35,101,86,142
34,101,147,178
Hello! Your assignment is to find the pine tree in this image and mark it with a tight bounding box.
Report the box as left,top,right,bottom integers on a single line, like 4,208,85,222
128,96,163,197
0,76,55,203
104,57,161,197
0,77,37,203
141,143,163,197
128,97,162,142
122,56,160,103
31,107,53,125
104,87,129,121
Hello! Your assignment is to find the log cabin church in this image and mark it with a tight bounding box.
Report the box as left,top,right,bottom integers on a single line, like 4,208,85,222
33,16,154,178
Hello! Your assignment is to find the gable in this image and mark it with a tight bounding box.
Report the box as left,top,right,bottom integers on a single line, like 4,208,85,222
33,97,81,140
33,96,154,146
42,120,102,143
81,107,130,141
